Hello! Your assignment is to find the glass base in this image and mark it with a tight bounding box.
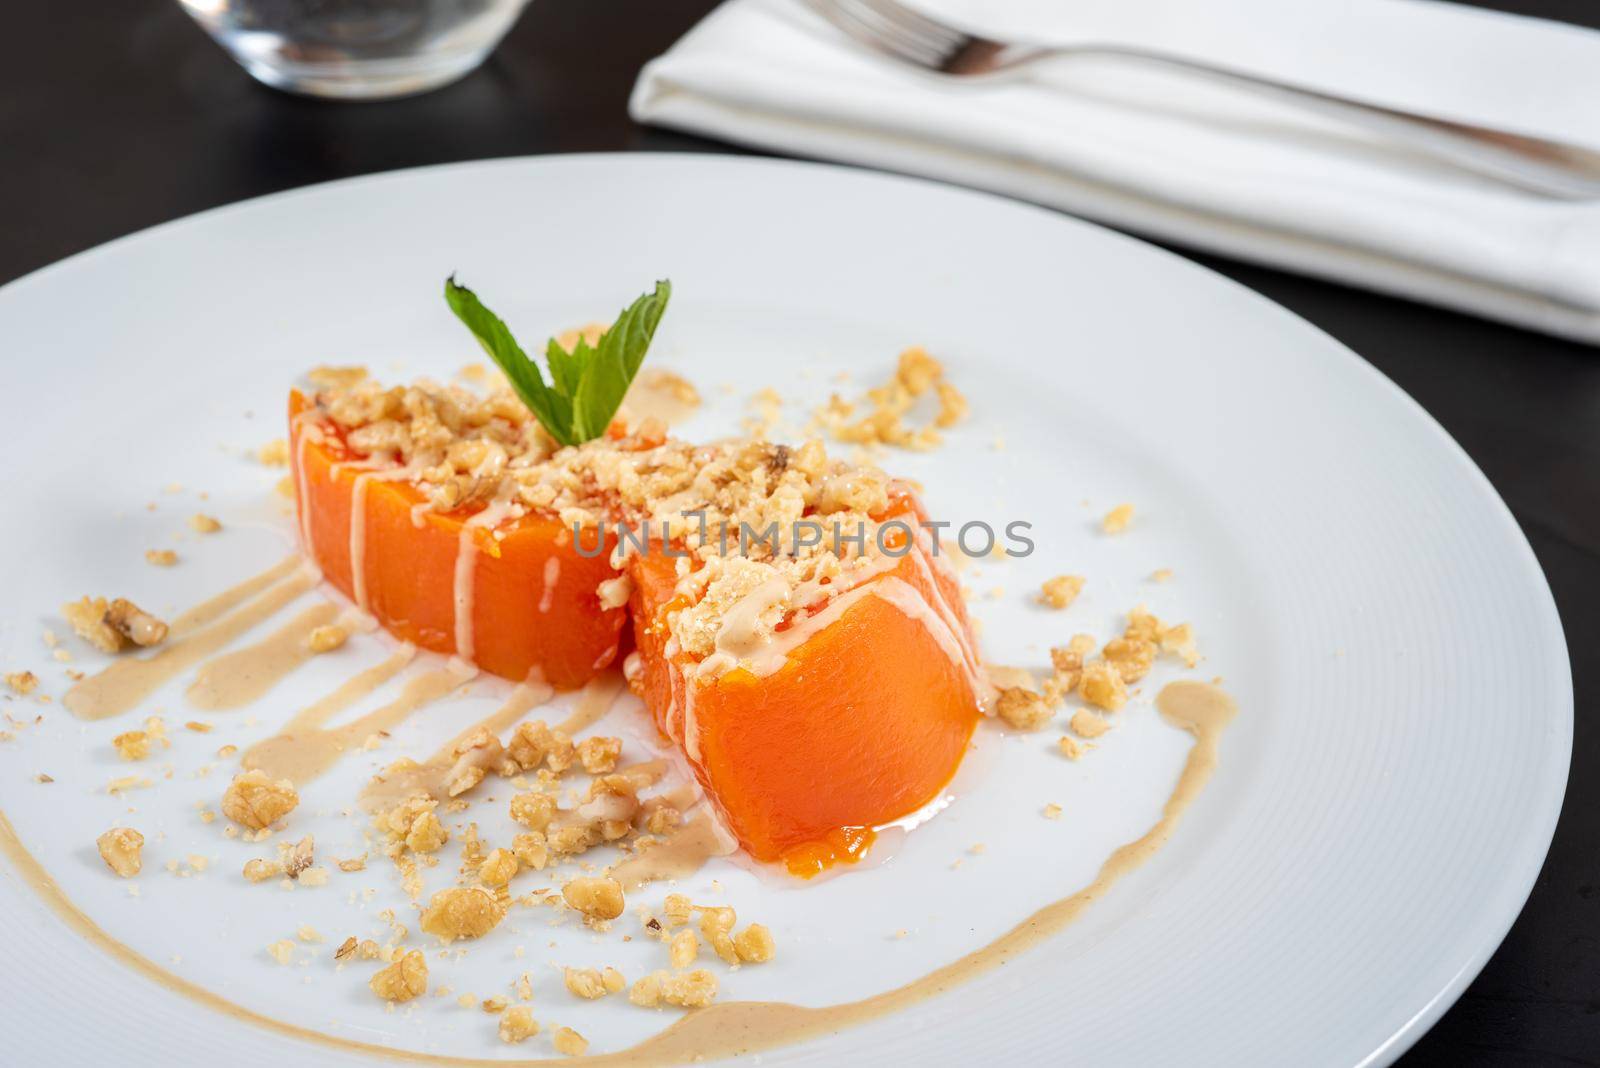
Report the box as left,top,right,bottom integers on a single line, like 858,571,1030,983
234,46,491,101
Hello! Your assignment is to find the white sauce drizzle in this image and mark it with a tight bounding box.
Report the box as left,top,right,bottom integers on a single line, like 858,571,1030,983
539,556,561,614
452,496,520,664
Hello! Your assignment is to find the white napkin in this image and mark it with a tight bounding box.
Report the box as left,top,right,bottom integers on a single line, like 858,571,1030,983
630,0,1600,344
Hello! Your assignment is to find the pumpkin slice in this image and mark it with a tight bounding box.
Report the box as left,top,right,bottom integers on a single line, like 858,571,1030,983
626,496,984,872
289,390,626,689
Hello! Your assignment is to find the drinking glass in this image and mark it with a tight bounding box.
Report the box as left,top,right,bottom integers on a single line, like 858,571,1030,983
177,0,532,100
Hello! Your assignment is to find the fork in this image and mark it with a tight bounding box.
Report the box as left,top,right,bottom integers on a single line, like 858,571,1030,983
805,0,1600,200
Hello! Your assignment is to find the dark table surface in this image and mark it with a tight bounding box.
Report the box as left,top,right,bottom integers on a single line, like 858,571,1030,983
5,2,1597,1064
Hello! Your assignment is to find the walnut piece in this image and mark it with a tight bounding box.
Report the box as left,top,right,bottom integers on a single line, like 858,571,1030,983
562,876,624,921
1101,503,1134,534
144,549,178,567
630,969,719,1009
306,624,348,653
734,923,776,964
369,950,427,1002
698,906,739,965
668,928,698,969
479,847,518,888
4,671,38,695
97,827,144,878
577,735,622,775
995,686,1053,731
112,730,151,761
1040,575,1085,610
64,596,168,652
221,769,299,829
498,1005,539,1044
189,513,222,534
552,1027,588,1056
1077,661,1128,712
420,887,505,941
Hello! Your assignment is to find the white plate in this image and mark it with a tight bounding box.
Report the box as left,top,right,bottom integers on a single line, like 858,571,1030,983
0,155,1569,1066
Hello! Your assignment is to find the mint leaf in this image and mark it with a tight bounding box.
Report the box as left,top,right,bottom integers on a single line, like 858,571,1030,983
443,277,671,447
444,276,576,445
571,281,672,442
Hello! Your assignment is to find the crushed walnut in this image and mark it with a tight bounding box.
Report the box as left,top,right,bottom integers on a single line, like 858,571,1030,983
306,624,348,653
257,438,290,465
995,686,1054,731
189,513,223,534
498,1005,539,1044
1101,503,1134,535
562,876,625,922
145,549,178,567
221,769,299,829
813,346,968,450
552,1027,589,1056
564,966,626,1000
112,730,151,761
96,827,144,878
5,671,38,696
420,887,505,942
369,950,428,1003
629,968,720,1009
63,596,168,652
1040,574,1085,610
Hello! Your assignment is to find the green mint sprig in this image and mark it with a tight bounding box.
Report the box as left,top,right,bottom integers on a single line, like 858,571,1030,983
444,276,671,447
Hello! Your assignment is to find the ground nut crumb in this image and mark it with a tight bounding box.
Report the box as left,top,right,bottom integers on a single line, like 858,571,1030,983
370,950,428,1003
306,624,348,653
509,791,556,831
97,828,144,878
1057,735,1088,760
479,847,518,888
577,736,622,775
280,834,316,878
222,769,299,829
698,906,739,964
62,597,123,653
189,513,223,534
498,1006,539,1044
668,928,698,968
734,923,775,964
1151,568,1173,583
405,810,449,853
1102,636,1156,684
1102,503,1135,534
511,832,548,871
1040,575,1085,609
552,1027,588,1056
1070,709,1113,739
564,967,610,1000
481,995,508,1013
112,730,151,761
662,893,693,927
563,876,624,921
1077,661,1128,712
632,969,719,1009
145,549,178,567
995,687,1053,731
1043,803,1064,820
243,858,282,882
266,939,295,965
420,887,505,941
602,966,626,994
5,671,38,695
257,438,290,465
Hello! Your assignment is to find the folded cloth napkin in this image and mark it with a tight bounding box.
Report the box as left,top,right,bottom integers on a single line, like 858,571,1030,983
630,0,1600,344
